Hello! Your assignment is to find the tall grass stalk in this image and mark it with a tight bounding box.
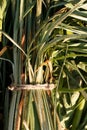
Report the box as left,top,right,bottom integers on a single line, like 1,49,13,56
8,0,23,129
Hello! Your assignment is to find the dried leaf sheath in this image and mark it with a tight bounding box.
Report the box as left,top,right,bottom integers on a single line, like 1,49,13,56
8,83,56,91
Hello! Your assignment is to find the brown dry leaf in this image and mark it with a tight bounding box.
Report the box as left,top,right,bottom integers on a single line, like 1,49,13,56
0,46,7,56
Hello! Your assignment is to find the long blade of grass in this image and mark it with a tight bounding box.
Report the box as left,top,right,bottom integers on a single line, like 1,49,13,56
40,0,86,44
0,30,27,57
23,1,36,18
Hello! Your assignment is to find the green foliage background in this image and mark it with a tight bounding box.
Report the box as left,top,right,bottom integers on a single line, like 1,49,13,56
0,0,87,130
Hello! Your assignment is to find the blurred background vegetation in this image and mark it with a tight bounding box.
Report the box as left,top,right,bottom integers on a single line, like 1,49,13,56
0,0,87,130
